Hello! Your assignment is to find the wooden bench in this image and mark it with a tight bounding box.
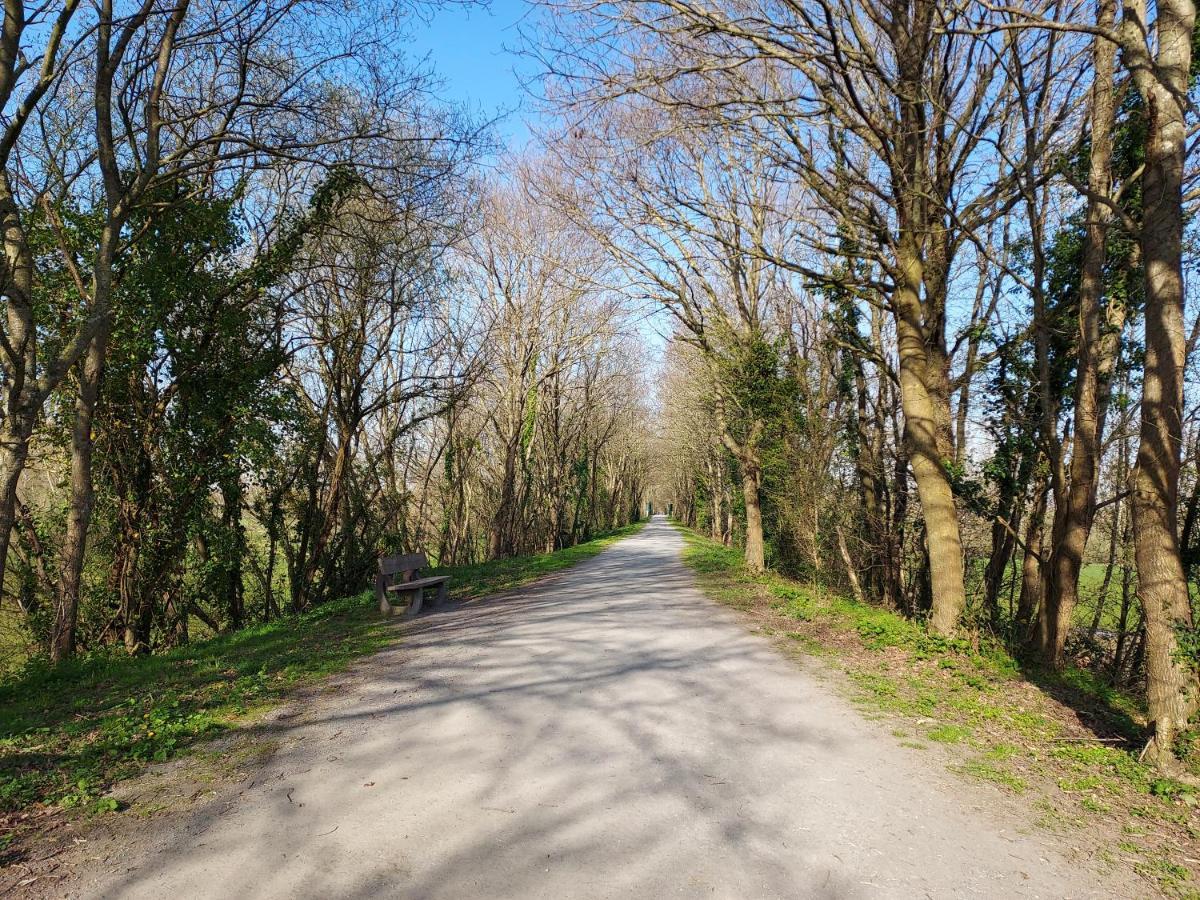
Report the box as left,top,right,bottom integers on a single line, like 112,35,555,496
375,552,450,618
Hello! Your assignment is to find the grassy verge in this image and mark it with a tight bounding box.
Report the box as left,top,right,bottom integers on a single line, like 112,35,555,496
432,522,645,602
0,594,390,853
0,521,644,857
677,526,1200,898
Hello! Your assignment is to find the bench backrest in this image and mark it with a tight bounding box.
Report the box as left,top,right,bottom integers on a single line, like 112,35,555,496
379,552,428,582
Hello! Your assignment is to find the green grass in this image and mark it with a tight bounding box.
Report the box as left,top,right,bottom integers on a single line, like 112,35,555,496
928,724,972,744
0,593,391,821
957,760,1028,793
0,523,644,831
678,528,1137,740
682,530,1021,676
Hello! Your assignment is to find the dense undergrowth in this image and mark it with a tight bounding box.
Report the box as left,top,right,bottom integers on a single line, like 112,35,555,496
0,522,643,855
678,526,1200,898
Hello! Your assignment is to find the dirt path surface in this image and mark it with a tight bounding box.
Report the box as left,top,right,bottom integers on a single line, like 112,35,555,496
63,517,1137,899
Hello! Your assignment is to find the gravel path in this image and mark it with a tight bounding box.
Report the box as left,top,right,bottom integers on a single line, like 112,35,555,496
74,517,1137,899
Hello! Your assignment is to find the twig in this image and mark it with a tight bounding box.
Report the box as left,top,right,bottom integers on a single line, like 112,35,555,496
1049,736,1128,744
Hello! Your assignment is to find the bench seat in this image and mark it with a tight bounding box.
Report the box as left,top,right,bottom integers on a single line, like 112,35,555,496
385,575,450,592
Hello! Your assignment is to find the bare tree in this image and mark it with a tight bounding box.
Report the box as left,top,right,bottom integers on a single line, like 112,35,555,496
535,0,1089,632
544,100,802,573
464,165,629,559
1037,0,1125,668
1122,0,1197,766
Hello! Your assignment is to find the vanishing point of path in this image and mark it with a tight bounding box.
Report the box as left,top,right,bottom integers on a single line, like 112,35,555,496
74,518,1135,899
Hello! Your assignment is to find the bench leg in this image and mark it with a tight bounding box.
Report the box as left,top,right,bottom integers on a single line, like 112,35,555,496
433,581,448,608
376,574,393,616
401,588,423,619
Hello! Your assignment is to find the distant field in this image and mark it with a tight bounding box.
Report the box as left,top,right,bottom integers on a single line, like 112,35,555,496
1074,563,1128,632
967,556,1132,632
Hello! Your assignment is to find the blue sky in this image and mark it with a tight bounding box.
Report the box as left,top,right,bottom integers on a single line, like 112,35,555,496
407,0,539,148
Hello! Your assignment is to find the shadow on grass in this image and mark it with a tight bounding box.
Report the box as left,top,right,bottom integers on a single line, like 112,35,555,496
1017,659,1145,745
677,525,1149,749
0,592,390,827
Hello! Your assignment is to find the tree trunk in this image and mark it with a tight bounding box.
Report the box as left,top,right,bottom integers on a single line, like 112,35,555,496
718,413,765,574
723,472,734,546
836,525,864,603
895,295,965,636
984,502,1022,628
0,415,31,606
1017,476,1050,637
741,464,765,574
707,455,722,541
50,331,108,661
889,0,965,637
295,423,353,609
222,476,246,631
1130,0,1197,765
1111,548,1135,683
1038,1,1121,669
887,438,909,613
852,351,887,603
0,176,40,602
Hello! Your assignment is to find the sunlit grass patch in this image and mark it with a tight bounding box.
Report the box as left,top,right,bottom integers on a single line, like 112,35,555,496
0,592,388,820
679,535,744,577
927,724,972,744
986,743,1021,761
957,760,1028,793
768,583,818,621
